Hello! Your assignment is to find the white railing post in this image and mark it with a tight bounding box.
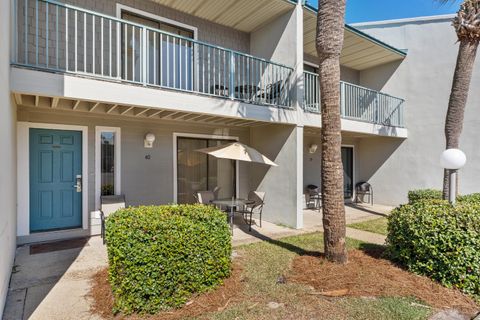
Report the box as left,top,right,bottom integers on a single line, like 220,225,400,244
340,81,346,117
229,50,235,99
142,27,147,85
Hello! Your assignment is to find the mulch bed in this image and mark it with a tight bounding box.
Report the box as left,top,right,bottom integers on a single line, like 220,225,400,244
88,262,244,320
288,248,480,317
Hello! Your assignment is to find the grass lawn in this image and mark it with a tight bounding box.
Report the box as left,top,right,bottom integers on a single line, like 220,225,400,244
92,232,479,319
202,233,432,320
349,217,389,235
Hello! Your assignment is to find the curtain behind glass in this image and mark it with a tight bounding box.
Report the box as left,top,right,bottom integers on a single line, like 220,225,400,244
177,138,235,204
177,138,207,204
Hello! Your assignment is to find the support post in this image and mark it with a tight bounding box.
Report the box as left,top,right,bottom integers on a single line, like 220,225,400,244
449,169,457,205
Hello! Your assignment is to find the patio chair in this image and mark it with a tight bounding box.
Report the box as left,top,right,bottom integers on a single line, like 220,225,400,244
236,191,265,231
196,190,215,205
306,184,322,211
257,80,285,104
355,182,373,205
100,195,126,244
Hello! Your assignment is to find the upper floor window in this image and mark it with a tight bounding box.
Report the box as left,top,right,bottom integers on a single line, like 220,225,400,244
304,64,318,74
121,12,194,39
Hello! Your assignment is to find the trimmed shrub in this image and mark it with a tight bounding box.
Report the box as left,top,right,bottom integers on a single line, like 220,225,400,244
458,193,480,204
407,189,443,204
387,200,480,297
105,204,232,314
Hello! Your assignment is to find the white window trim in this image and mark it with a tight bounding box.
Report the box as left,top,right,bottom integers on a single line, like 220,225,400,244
95,126,122,210
116,4,198,40
172,132,240,203
17,122,89,236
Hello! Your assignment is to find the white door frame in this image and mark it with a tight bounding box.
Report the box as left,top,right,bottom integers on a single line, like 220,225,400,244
17,122,89,236
172,132,239,203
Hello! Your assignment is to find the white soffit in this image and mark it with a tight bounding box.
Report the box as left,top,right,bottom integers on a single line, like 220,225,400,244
151,0,296,33
303,8,406,71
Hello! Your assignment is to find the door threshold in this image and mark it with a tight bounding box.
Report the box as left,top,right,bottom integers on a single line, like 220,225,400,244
17,228,90,245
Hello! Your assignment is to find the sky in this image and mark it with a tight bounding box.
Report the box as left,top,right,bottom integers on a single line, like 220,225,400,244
305,0,463,24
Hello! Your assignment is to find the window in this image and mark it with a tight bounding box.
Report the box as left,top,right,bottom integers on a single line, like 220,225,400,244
96,127,121,208
304,64,318,73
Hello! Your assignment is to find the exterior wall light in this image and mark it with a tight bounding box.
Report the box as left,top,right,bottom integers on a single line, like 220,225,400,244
440,148,466,205
308,144,318,154
144,133,156,148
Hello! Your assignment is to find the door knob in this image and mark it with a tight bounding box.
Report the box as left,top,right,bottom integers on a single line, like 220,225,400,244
73,175,82,192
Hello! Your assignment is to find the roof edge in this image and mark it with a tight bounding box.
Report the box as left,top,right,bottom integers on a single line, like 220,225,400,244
351,14,455,27
302,4,407,57
344,25,407,57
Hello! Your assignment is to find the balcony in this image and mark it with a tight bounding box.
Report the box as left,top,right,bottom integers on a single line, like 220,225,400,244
304,71,405,128
12,0,294,108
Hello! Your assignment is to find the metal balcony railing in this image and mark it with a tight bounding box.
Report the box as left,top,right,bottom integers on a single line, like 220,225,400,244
12,0,294,108
303,71,405,127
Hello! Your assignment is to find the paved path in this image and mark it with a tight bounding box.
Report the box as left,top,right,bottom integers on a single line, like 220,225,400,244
346,227,386,245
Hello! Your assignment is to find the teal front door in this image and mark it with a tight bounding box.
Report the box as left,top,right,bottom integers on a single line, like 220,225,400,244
30,129,83,232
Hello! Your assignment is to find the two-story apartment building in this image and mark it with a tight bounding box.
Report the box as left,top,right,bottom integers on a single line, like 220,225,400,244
9,0,480,314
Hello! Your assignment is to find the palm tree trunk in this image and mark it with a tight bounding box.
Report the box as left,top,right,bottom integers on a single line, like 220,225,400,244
316,0,347,264
443,40,478,198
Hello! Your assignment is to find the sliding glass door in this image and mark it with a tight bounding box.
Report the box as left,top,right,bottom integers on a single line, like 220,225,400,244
121,10,194,89
177,137,236,204
341,146,354,199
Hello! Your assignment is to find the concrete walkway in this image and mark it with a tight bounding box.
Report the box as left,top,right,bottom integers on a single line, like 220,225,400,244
3,203,390,319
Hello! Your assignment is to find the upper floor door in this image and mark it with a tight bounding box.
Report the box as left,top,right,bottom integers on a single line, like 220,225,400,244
121,9,195,90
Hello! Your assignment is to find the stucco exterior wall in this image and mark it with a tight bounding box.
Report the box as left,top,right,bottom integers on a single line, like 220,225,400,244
0,0,17,315
355,17,480,204
250,124,302,227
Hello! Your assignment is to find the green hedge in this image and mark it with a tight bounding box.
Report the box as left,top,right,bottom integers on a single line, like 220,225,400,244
457,193,480,204
407,189,443,204
105,204,232,314
387,200,480,297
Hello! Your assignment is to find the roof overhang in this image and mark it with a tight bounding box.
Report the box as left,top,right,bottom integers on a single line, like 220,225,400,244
151,0,297,33
303,6,407,70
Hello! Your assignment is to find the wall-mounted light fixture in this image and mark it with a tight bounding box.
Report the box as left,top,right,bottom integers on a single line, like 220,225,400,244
144,133,156,148
308,143,318,154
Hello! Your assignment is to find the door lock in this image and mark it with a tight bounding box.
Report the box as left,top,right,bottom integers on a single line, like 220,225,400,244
73,175,82,192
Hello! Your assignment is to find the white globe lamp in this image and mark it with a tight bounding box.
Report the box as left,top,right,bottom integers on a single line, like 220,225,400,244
440,149,466,170
440,148,466,204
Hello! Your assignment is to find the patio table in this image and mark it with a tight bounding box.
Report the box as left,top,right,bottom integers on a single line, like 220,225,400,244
211,198,255,234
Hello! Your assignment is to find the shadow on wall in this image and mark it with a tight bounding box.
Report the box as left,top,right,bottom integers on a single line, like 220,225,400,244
357,136,405,183
359,60,403,92
247,124,298,226
248,124,294,191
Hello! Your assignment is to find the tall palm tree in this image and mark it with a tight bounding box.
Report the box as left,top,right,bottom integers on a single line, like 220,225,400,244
442,0,480,198
316,0,348,263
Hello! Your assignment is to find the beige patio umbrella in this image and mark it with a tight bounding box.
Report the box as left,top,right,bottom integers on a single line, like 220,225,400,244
195,142,278,166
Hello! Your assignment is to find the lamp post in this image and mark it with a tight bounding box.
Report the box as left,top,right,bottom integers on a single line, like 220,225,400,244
440,148,467,205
